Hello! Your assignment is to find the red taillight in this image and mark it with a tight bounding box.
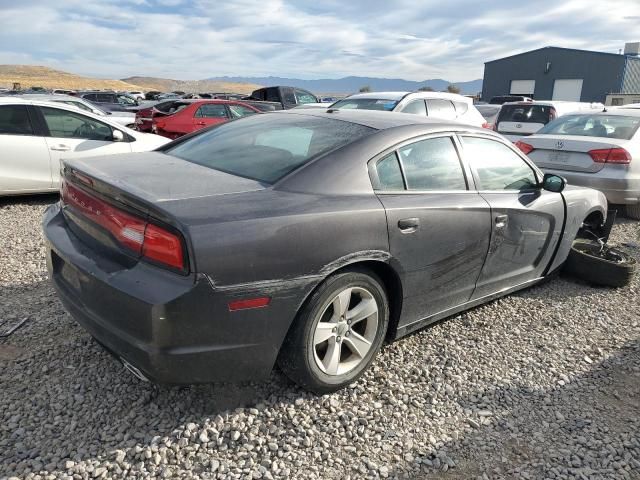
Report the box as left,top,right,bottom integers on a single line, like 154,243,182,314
588,148,632,164
549,107,558,122
228,297,271,312
142,223,184,270
481,122,491,129
62,181,186,272
515,141,535,155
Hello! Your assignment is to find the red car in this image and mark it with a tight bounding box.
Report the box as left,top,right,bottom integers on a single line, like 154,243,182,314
151,100,261,139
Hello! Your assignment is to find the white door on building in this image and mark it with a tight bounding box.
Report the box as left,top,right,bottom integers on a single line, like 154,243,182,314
510,80,535,96
552,79,583,101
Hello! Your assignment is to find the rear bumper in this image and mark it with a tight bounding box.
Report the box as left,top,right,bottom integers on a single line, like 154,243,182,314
43,203,311,384
544,168,640,205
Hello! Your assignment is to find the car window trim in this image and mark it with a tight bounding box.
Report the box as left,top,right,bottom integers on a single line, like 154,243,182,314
368,132,473,194
455,132,543,193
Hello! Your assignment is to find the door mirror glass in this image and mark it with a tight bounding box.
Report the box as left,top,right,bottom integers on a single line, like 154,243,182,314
112,129,124,142
542,173,565,192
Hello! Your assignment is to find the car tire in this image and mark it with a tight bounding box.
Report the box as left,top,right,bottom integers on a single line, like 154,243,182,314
564,239,636,288
278,269,389,394
625,204,640,220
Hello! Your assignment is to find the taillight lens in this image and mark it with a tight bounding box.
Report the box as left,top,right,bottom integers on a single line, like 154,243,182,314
481,122,491,129
588,148,632,164
61,181,187,272
142,223,184,270
515,141,535,155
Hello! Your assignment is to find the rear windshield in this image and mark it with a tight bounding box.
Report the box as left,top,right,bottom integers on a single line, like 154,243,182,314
331,98,399,111
537,114,640,140
497,105,554,124
164,114,375,183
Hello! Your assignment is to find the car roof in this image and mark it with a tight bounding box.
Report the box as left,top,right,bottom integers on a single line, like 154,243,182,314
0,97,132,123
278,108,488,132
341,91,471,103
571,109,640,117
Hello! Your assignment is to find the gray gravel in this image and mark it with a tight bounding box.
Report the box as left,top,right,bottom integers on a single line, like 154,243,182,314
1,196,639,480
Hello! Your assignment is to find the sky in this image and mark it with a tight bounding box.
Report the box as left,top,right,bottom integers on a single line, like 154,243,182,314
0,0,638,82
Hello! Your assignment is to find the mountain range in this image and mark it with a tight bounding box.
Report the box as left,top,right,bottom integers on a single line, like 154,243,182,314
206,75,483,95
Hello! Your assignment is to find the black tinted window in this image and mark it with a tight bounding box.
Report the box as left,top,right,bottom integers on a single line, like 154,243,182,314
97,94,115,103
195,104,228,118
497,105,553,124
462,136,537,190
401,100,426,115
398,137,466,190
165,114,374,184
265,88,280,102
375,153,404,190
426,99,456,119
83,94,97,101
0,105,34,135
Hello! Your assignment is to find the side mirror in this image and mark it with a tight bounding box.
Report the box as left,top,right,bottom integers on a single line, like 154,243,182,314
112,129,124,142
541,173,566,193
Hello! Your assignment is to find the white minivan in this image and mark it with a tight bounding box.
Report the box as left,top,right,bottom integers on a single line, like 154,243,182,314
495,101,604,142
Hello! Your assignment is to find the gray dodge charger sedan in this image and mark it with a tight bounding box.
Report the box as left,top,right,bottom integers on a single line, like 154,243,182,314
43,109,607,393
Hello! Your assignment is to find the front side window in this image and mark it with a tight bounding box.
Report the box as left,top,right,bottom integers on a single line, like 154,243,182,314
229,105,258,118
56,100,92,113
41,107,114,141
97,94,116,103
295,89,317,104
117,95,136,106
461,136,537,191
426,99,456,120
195,104,228,118
398,137,466,190
0,105,34,135
401,100,427,116
165,114,374,184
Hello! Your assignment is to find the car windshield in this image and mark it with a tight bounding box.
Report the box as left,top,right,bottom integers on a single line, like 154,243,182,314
537,114,640,140
164,114,375,183
330,98,399,111
497,105,553,124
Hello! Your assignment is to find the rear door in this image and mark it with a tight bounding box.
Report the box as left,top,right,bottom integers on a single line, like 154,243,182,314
459,134,564,297
0,104,53,193
36,106,132,187
371,134,492,324
192,103,230,131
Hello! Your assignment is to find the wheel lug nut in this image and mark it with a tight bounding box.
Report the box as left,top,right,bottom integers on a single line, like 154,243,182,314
345,331,350,336
332,327,337,333
336,336,341,342
347,320,351,325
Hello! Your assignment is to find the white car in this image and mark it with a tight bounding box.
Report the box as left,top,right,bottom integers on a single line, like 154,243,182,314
515,109,640,219
495,101,604,142
0,98,170,195
329,91,487,127
13,94,136,128
127,91,146,101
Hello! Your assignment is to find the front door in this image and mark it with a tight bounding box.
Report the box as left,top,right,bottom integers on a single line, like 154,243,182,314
37,106,132,187
372,134,492,325
0,104,52,193
458,134,564,298
192,104,230,132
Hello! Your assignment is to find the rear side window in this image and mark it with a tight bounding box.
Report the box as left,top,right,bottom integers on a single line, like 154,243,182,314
401,100,426,115
461,136,537,190
0,105,34,135
426,99,456,120
374,153,404,190
165,114,374,184
83,94,97,101
497,105,553,124
96,94,116,103
266,88,280,102
453,101,469,115
195,104,228,118
295,89,317,104
41,106,113,141
398,137,466,190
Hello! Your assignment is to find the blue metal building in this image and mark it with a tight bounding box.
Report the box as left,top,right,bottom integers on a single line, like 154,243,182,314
482,44,640,103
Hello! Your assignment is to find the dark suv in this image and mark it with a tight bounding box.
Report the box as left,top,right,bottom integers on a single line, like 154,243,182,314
80,91,140,112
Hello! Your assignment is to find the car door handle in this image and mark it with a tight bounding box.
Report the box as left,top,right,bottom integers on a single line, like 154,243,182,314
398,218,420,233
50,144,71,151
495,214,509,229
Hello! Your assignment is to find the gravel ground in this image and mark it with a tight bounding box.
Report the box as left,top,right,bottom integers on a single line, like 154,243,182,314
1,196,639,480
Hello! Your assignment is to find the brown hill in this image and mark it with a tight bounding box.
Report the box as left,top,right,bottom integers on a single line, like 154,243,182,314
121,76,261,95
0,65,145,91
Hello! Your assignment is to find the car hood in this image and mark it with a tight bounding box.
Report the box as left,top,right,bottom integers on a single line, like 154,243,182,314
63,151,267,203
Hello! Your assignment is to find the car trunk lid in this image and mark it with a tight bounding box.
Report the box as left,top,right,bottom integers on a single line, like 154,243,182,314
524,136,631,173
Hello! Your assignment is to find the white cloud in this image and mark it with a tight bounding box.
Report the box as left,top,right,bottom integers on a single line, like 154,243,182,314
0,0,637,81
